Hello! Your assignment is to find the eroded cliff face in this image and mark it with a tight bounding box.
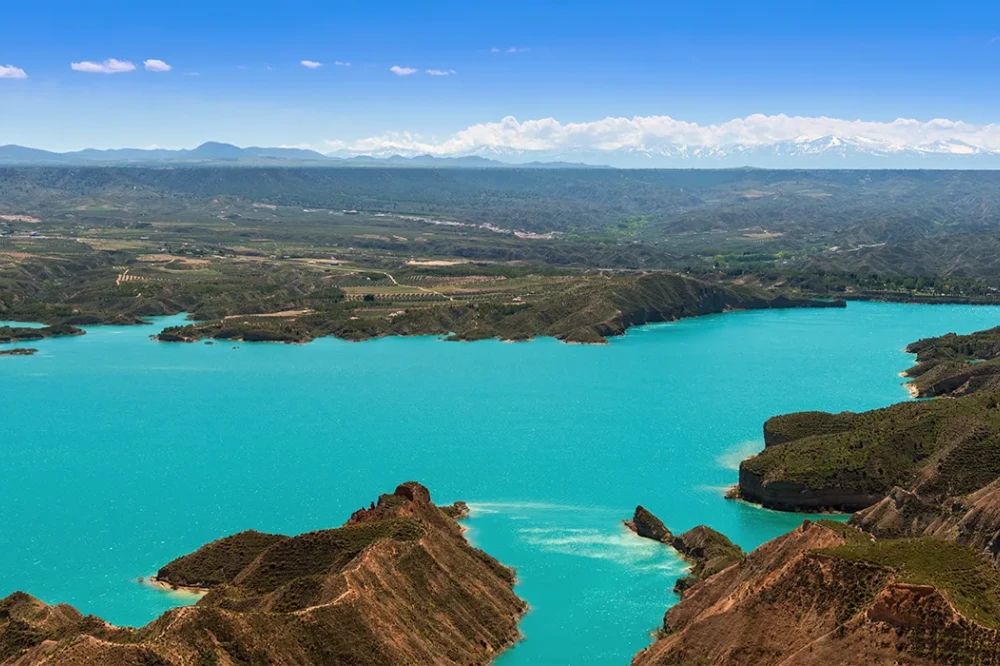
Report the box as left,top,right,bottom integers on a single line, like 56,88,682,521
853,482,1000,564
738,391,1000,513
737,465,884,512
0,482,526,666
631,521,1000,666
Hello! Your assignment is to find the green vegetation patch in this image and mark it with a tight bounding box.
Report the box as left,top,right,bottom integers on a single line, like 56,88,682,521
158,530,287,588
236,519,425,594
743,392,1000,496
821,538,1000,629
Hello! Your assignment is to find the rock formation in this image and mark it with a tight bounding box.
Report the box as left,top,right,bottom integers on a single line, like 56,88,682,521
625,506,674,543
852,481,1000,565
625,506,744,594
632,520,1000,666
0,482,526,666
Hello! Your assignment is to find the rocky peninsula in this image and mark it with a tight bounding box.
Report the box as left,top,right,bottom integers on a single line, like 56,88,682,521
904,326,1000,398
0,482,526,666
738,392,1000,512
735,322,1000,513
156,272,845,345
631,520,1000,666
625,506,744,594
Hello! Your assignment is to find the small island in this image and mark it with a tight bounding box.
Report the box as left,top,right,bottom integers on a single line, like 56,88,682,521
0,348,37,356
0,324,84,343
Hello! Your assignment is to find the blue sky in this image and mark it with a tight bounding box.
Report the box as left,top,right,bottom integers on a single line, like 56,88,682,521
3,0,1000,152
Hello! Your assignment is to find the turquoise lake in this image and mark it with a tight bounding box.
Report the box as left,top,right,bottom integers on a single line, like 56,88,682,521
3,302,1000,665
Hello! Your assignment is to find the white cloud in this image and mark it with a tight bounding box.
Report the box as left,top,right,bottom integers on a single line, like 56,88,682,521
70,58,136,74
506,47,530,53
322,113,1000,157
389,65,418,76
301,60,322,69
0,64,27,79
426,69,456,76
490,47,500,53
143,59,171,72
334,61,351,67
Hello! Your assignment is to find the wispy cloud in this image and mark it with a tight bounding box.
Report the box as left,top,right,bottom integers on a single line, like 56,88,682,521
322,113,1000,157
0,64,27,79
300,60,322,69
143,59,171,72
389,65,418,76
492,46,530,53
334,61,351,67
426,69,456,76
71,59,136,74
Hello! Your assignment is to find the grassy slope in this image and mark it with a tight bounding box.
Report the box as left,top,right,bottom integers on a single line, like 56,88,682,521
743,391,1000,497
821,537,1000,630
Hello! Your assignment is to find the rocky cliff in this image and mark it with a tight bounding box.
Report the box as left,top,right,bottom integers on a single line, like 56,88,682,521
632,520,1000,666
738,391,1000,512
0,482,526,666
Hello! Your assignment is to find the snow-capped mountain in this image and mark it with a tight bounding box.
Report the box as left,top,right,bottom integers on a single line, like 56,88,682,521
346,135,1000,168
7,134,1000,169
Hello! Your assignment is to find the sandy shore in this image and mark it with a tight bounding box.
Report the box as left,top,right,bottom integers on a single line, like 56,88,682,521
141,576,209,597
905,383,920,398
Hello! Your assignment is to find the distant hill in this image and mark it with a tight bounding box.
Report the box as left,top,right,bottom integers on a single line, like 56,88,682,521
10,137,1000,168
0,143,603,168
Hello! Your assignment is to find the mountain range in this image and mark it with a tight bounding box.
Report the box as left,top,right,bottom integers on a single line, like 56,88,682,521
5,137,1000,168
0,142,598,168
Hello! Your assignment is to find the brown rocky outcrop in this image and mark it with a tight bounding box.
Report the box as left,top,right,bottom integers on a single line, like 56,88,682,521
0,482,526,666
625,507,744,594
853,481,1000,564
631,521,1000,666
625,506,674,543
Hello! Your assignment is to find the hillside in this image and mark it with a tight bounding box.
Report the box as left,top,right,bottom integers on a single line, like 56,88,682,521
632,520,1000,666
904,326,1000,398
738,391,1000,512
0,482,526,666
155,271,844,344
8,167,1000,249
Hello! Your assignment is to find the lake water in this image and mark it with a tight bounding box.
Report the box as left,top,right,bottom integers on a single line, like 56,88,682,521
3,302,999,665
